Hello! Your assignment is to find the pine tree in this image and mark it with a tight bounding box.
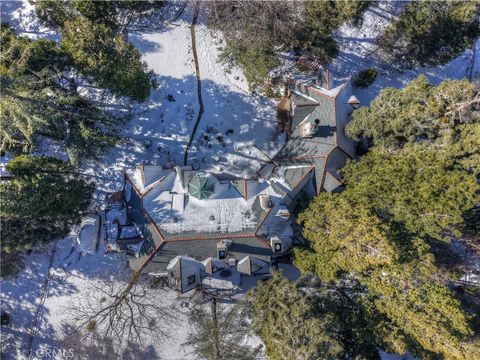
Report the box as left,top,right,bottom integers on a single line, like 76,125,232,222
1,26,126,163
184,297,259,360
377,1,480,69
209,0,375,89
35,0,166,31
294,76,480,359
247,272,344,360
346,76,478,150
295,193,398,280
364,240,475,359
248,272,384,359
61,17,155,102
0,156,94,252
340,144,479,241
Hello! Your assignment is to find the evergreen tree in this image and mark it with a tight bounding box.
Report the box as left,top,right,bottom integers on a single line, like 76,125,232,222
209,0,375,89
377,1,480,69
35,0,166,31
34,0,74,28
184,298,259,360
295,193,398,280
364,245,475,359
295,76,480,359
346,76,478,150
340,144,479,241
247,272,381,360
305,0,373,35
1,26,125,163
0,156,94,252
61,17,155,102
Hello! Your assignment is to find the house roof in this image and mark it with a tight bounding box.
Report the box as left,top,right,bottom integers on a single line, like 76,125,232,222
129,168,285,241
140,236,272,273
189,173,215,200
274,138,335,160
272,75,354,194
323,171,343,192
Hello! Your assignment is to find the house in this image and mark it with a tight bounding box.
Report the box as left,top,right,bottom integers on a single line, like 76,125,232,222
107,67,357,293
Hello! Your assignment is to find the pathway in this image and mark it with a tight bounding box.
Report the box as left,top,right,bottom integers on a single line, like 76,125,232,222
183,1,203,166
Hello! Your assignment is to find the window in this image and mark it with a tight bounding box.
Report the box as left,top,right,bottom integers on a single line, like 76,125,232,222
186,274,196,286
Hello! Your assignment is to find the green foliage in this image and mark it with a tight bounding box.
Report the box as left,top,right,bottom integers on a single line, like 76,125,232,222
378,1,480,69
353,68,377,88
305,0,373,36
341,144,479,241
0,25,69,77
299,0,374,65
210,0,374,90
0,156,93,252
1,72,124,162
365,246,474,358
35,0,165,30
248,272,343,360
220,44,281,90
248,272,381,360
295,77,480,358
72,0,119,29
184,300,259,360
296,193,398,280
61,17,155,101
34,0,73,28
1,27,125,162
0,250,26,278
346,76,478,149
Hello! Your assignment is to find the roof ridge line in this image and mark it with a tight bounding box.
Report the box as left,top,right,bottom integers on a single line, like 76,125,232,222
164,233,257,242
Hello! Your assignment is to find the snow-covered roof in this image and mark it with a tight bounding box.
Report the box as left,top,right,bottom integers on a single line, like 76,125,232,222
136,169,284,237
126,165,173,195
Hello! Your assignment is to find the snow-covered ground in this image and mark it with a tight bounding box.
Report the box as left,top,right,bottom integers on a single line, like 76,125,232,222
1,1,478,359
332,1,479,104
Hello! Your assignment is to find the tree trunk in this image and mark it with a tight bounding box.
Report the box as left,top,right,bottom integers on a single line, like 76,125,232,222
211,297,220,360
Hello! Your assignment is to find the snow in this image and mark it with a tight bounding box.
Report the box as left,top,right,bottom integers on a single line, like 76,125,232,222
76,215,99,254
331,1,480,105
140,170,287,235
0,152,14,179
1,0,478,358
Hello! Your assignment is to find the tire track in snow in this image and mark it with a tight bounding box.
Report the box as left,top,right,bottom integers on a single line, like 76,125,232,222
184,1,203,166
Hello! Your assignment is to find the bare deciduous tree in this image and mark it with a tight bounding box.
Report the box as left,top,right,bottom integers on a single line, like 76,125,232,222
56,324,159,360
206,0,302,49
67,271,175,347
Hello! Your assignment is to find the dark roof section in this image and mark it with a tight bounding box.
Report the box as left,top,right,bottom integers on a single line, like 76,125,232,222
140,237,272,273
279,158,326,194
326,147,350,179
323,171,343,192
274,137,334,160
232,179,247,199
283,166,314,189
292,102,335,139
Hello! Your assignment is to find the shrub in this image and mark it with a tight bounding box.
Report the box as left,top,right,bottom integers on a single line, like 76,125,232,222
353,68,377,88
